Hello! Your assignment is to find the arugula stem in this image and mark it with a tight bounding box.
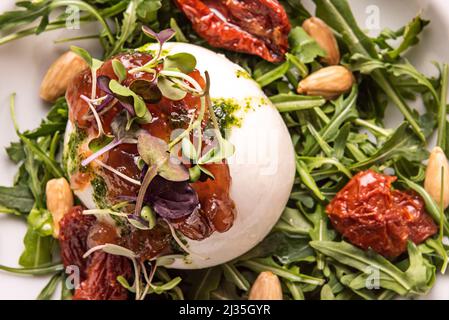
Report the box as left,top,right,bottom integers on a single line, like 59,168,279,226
0,263,63,275
437,64,449,150
354,119,391,137
0,0,128,47
371,71,426,142
48,0,114,43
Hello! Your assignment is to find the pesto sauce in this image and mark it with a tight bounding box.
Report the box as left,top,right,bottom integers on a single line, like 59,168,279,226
235,69,251,80
64,126,87,175
91,175,108,209
212,98,244,129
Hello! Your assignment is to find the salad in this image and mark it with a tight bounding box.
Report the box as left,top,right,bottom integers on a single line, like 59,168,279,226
0,0,448,301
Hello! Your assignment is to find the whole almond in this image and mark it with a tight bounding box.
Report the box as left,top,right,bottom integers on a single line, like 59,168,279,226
46,178,74,238
40,51,88,102
303,17,340,65
248,271,283,300
425,146,449,209
297,66,354,100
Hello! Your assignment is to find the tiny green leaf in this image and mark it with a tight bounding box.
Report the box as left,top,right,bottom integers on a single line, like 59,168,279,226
181,137,197,161
109,79,149,118
165,52,197,74
157,76,187,101
70,45,92,67
141,206,156,229
112,59,127,83
189,165,201,182
137,132,189,181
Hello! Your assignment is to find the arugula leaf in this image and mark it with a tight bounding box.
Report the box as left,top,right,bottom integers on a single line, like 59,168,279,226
108,0,139,57
255,61,290,87
437,64,449,151
387,15,429,59
0,1,51,32
240,257,324,285
397,174,449,236
239,232,315,264
188,267,222,300
313,0,425,141
6,142,25,164
404,242,435,294
37,273,61,300
350,122,427,169
351,54,439,103
289,26,326,64
222,263,250,291
19,229,53,268
273,207,312,235
23,97,68,139
270,94,326,113
0,185,34,213
28,208,53,237
303,86,358,156
310,241,421,295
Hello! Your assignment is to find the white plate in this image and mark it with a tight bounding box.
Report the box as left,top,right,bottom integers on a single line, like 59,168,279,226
0,0,448,300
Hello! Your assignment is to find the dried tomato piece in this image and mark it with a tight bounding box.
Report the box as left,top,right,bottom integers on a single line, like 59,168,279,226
326,170,438,258
59,206,96,280
60,206,132,300
73,251,132,300
174,0,291,62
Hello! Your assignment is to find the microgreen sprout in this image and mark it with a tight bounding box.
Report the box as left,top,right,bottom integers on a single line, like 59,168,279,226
129,26,175,74
112,59,127,83
70,46,103,99
94,159,142,186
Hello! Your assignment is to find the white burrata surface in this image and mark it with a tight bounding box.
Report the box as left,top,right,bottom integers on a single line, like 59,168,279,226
65,42,296,269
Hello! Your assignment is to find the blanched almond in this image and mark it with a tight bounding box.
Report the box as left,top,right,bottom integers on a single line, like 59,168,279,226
40,51,88,102
248,271,283,300
303,17,340,65
46,178,74,238
425,146,449,209
297,66,354,100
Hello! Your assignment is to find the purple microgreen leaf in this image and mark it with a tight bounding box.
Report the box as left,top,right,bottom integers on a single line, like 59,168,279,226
157,28,176,44
142,25,158,39
98,75,112,94
145,175,199,220
142,26,175,45
96,95,114,112
95,76,116,112
137,132,168,166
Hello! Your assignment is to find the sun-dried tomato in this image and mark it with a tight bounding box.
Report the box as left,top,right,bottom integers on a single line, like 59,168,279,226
174,0,291,62
59,206,96,280
326,170,438,258
59,206,132,300
73,251,132,300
